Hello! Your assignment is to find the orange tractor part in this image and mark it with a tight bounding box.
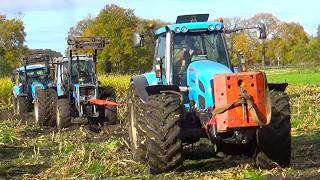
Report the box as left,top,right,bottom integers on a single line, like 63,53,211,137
212,71,271,132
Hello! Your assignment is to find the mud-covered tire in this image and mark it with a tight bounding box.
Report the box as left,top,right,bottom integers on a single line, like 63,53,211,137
56,98,71,130
127,85,148,162
34,88,49,127
47,89,57,126
99,86,118,125
16,96,31,115
13,96,17,115
255,91,291,169
145,93,183,174
34,89,57,127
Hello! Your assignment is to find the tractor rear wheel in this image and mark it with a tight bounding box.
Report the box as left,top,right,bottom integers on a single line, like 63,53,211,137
145,93,183,174
128,86,148,162
56,98,71,130
98,86,118,125
255,91,291,169
34,88,49,127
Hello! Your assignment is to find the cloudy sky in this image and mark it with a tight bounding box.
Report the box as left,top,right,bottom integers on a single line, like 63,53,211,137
1,0,319,54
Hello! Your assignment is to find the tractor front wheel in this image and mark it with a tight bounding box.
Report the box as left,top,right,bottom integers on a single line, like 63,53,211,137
15,96,31,116
145,93,183,174
56,98,71,130
47,89,57,126
128,86,147,162
13,96,17,115
255,91,291,169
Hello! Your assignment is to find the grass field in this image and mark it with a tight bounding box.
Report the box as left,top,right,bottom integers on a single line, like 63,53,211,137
266,68,320,85
0,69,320,179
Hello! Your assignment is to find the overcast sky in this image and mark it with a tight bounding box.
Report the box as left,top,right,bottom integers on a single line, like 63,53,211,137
1,0,319,54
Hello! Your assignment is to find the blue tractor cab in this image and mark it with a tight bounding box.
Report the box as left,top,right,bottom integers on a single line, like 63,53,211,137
128,14,291,174
12,54,53,118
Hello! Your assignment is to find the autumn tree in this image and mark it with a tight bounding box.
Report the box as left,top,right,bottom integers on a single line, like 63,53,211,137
0,15,26,75
248,13,280,68
79,5,148,73
68,15,93,37
275,22,309,64
68,4,169,73
224,17,247,64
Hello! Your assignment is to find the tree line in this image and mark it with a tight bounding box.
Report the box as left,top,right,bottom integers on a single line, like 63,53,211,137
0,15,62,76
1,4,320,76
224,13,320,67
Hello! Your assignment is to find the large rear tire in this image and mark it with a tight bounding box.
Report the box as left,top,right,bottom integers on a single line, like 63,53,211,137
99,86,118,125
145,93,183,174
128,85,148,162
255,91,291,169
56,98,71,130
34,88,49,127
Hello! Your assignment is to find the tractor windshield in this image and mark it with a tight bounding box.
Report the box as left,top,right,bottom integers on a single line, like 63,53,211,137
62,59,95,84
172,31,228,86
19,68,48,84
173,31,228,66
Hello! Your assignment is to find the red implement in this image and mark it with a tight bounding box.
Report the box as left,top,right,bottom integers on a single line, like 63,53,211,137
89,99,121,106
212,71,270,132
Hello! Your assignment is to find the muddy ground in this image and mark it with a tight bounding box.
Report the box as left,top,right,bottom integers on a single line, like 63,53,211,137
0,109,320,179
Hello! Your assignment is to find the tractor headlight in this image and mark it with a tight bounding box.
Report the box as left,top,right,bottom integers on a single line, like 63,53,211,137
181,26,188,33
208,25,214,31
174,27,180,33
215,24,222,30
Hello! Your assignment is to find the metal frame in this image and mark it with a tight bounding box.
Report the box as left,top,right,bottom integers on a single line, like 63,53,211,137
65,36,107,117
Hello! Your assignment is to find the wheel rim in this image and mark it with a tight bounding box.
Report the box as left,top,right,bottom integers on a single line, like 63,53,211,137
35,99,39,124
129,97,138,149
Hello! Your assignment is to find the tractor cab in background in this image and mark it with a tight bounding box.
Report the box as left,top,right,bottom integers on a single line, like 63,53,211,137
52,37,118,130
11,54,52,116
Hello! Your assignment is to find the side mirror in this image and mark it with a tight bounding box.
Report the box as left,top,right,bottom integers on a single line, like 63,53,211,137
259,23,267,39
132,32,144,47
105,60,112,74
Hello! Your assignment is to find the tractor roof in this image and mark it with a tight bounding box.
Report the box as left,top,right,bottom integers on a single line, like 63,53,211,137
16,64,46,72
59,55,93,62
154,21,224,35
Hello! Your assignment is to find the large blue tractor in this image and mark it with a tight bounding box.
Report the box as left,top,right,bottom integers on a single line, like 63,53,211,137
51,37,118,130
128,14,291,174
11,54,55,125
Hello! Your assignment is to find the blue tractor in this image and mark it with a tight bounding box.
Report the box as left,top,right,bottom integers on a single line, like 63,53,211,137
51,37,118,130
11,54,56,126
128,14,291,174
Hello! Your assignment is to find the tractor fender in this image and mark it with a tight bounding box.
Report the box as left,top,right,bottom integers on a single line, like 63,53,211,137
131,75,180,103
145,85,180,96
268,83,288,92
131,75,149,103
31,82,45,100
